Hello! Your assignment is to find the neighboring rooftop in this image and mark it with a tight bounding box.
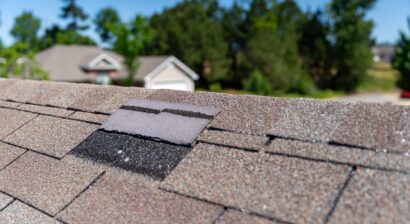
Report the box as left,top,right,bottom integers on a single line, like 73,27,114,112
0,78,409,224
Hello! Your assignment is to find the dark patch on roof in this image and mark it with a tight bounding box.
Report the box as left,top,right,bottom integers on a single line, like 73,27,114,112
71,130,191,180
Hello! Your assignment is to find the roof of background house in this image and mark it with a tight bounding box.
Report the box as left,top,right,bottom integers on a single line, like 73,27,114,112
0,78,408,223
36,45,196,83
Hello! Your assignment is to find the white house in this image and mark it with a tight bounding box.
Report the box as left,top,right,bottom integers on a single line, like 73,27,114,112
36,45,199,91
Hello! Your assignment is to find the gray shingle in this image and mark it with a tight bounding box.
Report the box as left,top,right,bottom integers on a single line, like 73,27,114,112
0,100,21,108
17,104,73,117
58,171,222,224
330,103,408,152
126,98,220,117
102,109,210,145
4,115,98,158
0,201,60,224
329,169,410,223
0,152,103,216
1,80,44,103
0,192,13,211
0,108,36,139
216,210,277,224
0,143,26,170
267,139,410,173
0,79,18,99
197,129,269,151
69,86,119,112
162,143,350,223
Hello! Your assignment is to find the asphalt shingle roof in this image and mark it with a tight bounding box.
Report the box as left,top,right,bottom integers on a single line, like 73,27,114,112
0,78,409,224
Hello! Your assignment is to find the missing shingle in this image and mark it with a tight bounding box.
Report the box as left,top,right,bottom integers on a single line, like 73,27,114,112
71,130,191,180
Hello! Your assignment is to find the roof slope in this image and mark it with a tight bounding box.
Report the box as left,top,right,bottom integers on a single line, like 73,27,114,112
0,78,409,224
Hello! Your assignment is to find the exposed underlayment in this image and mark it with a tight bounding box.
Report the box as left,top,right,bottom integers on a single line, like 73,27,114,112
0,79,408,223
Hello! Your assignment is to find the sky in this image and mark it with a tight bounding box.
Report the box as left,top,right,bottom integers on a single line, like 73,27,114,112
0,0,409,46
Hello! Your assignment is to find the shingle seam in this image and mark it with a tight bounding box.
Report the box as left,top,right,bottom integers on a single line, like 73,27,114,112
196,140,260,153
207,127,268,137
212,208,227,224
265,151,409,175
55,171,106,217
323,167,357,224
0,141,62,161
159,187,294,224
0,190,55,218
0,150,28,173
66,117,103,125
0,198,15,213
1,114,39,141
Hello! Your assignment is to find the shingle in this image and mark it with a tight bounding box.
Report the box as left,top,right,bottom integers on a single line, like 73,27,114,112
17,104,73,117
267,139,410,173
94,87,153,114
69,86,119,112
197,129,269,151
0,143,26,170
101,109,210,145
1,80,44,103
30,82,95,108
0,152,103,216
69,111,109,124
126,98,220,117
0,192,13,211
0,79,18,99
148,89,288,135
0,108,36,139
4,115,98,158
216,210,277,224
58,171,222,224
0,201,60,224
268,99,354,142
330,103,407,152
0,100,21,108
329,169,410,223
71,131,191,180
162,143,350,223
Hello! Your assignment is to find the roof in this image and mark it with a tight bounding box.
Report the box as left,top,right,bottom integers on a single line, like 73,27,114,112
36,45,199,82
0,78,409,223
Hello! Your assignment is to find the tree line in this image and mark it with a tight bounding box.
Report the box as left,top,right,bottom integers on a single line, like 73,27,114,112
0,0,379,95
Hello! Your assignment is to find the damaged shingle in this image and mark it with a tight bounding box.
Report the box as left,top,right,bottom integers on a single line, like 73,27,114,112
71,130,191,180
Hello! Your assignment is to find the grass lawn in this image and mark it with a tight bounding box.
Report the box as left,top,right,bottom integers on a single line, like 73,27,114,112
358,62,399,93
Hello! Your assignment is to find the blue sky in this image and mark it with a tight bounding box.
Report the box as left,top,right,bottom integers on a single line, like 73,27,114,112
0,0,409,46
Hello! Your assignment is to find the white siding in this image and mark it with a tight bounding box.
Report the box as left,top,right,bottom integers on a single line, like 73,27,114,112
144,64,195,91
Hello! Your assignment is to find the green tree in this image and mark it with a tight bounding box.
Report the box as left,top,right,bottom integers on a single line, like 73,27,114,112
0,42,48,80
39,24,96,50
393,18,410,91
60,0,89,31
146,0,230,85
299,9,332,89
110,16,153,85
10,11,41,51
243,70,272,95
329,0,376,92
94,7,120,43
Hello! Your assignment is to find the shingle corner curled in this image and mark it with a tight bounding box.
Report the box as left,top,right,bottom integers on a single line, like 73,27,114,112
101,99,220,146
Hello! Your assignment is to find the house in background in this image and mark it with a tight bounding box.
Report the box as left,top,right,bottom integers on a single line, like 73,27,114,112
372,44,395,63
36,45,199,91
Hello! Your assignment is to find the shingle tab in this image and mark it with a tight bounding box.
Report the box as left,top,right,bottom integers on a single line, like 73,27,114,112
267,139,410,173
1,80,44,103
69,111,109,124
0,143,26,170
0,100,21,108
0,108,36,139
162,143,350,223
197,129,269,151
216,210,277,224
0,201,60,224
0,192,13,211
4,115,98,158
102,109,210,145
59,171,222,224
0,152,103,216
330,103,407,152
72,131,191,180
17,104,73,117
329,169,410,223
